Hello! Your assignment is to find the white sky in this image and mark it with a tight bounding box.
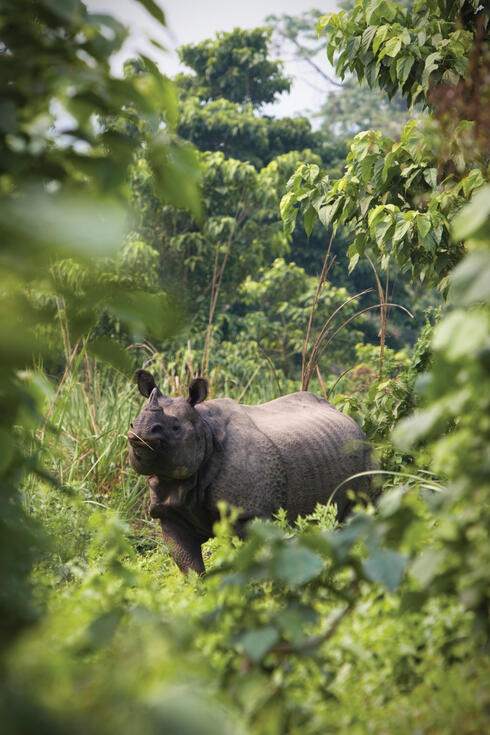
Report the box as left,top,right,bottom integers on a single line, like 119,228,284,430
85,0,340,119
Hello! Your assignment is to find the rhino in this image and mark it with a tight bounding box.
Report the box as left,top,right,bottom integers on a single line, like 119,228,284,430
127,369,372,575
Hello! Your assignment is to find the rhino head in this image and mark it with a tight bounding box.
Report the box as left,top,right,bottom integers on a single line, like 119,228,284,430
128,369,210,481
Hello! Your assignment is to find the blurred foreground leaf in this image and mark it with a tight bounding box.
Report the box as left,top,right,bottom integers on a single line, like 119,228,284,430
235,627,280,663
272,544,324,586
363,549,407,592
87,338,135,377
0,189,127,275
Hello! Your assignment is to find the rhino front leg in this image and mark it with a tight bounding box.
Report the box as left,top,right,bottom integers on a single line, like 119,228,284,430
159,516,205,575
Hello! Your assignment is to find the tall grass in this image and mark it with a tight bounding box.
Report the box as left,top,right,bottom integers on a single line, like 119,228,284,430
23,355,149,539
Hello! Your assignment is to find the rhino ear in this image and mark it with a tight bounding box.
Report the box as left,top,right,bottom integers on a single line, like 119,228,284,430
135,369,160,398
188,377,208,407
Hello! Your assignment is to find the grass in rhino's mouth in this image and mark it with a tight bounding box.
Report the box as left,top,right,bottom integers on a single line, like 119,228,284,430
128,432,155,451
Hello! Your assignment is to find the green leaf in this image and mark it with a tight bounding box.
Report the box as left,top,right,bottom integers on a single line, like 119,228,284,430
368,204,386,228
422,52,441,88
411,549,446,588
433,310,488,361
347,36,361,63
40,0,83,23
348,252,360,273
317,13,333,36
318,198,342,228
88,611,122,647
367,0,397,24
363,549,407,591
280,192,298,235
135,0,166,26
352,233,366,257
373,25,390,56
421,231,436,253
87,337,135,376
303,206,318,238
393,404,445,449
374,216,394,245
236,627,280,663
0,189,127,260
462,169,484,199
400,589,428,613
442,68,460,86
362,25,377,52
449,251,490,306
149,137,202,221
393,218,411,243
326,515,371,562
382,38,402,59
396,55,414,86
452,184,490,241
0,428,14,474
399,29,411,45
108,291,179,341
272,545,324,586
359,196,373,217
307,164,320,183
277,603,318,645
249,520,285,543
417,214,431,240
360,157,375,183
423,168,437,189
366,59,380,87
377,486,406,517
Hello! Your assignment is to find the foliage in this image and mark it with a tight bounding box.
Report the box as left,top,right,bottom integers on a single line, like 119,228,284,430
237,258,362,377
130,22,406,375
178,27,290,108
281,0,490,643
282,1,488,290
177,96,321,170
393,185,490,626
268,8,414,140
334,315,434,473
317,0,484,107
0,0,200,649
131,149,289,320
281,122,486,288
2,2,490,734
9,372,488,734
267,6,434,350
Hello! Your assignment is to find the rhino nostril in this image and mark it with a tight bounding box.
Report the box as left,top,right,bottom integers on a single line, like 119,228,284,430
151,424,163,434
130,422,134,428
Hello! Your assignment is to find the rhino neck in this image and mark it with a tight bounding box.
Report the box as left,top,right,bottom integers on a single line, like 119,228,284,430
149,473,215,536
170,421,224,522
149,473,195,508
148,419,223,537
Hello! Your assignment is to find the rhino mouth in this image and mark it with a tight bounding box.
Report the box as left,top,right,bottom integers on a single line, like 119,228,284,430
127,432,162,460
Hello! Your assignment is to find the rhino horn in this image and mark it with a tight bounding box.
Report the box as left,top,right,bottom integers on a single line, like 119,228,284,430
147,387,164,411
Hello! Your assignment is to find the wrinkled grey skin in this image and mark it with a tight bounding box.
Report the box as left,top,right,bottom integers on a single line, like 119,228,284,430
128,369,372,575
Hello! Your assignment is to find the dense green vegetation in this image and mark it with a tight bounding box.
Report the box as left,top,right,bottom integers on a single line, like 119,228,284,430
1,0,489,733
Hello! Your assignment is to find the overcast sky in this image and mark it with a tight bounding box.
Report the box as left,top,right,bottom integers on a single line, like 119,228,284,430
85,0,340,119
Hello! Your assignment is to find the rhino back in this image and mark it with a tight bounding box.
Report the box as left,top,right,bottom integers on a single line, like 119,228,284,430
243,392,370,518
200,393,370,521
199,398,286,518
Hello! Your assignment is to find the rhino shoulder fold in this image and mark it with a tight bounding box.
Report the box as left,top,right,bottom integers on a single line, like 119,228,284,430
196,398,238,452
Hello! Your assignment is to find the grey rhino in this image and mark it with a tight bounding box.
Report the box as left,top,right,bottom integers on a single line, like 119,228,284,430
128,369,372,575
